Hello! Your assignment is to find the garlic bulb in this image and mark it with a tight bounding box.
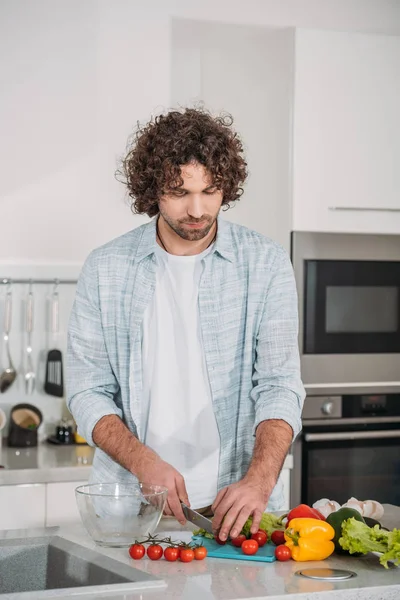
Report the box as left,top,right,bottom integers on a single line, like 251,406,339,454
342,497,364,515
341,497,385,519
312,498,341,517
362,500,384,519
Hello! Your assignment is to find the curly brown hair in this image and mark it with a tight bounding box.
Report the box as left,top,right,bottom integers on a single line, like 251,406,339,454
117,107,248,218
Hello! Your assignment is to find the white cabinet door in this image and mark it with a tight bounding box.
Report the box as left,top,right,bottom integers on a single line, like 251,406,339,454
45,480,87,527
281,469,291,511
293,29,400,234
0,484,46,529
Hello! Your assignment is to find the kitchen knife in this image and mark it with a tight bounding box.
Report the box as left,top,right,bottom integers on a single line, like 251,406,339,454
181,503,214,535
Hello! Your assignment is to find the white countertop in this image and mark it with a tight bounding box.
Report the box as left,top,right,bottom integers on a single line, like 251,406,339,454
0,442,293,485
53,503,400,600
0,442,94,484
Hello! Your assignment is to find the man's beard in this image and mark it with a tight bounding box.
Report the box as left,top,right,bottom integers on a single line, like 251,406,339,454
159,211,218,241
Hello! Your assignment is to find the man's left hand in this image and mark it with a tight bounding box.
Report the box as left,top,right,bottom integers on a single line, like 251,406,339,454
211,476,273,542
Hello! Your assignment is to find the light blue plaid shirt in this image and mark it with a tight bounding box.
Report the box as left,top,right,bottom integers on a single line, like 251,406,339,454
67,217,305,510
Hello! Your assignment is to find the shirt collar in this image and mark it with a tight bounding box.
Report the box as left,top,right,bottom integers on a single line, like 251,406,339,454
133,216,235,263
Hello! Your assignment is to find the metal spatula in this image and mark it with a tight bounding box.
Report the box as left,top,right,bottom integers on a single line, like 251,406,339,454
44,289,64,397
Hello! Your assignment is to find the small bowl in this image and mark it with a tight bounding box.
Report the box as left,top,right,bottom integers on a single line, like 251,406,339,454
75,482,168,547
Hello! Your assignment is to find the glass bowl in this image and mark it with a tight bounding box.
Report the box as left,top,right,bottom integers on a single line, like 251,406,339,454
75,482,168,547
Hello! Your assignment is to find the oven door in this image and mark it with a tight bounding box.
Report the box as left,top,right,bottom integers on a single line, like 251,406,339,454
300,423,400,506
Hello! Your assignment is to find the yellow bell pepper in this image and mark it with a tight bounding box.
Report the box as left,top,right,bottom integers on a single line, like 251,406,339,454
284,518,335,562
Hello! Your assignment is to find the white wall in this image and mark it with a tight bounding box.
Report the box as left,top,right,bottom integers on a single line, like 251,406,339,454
172,21,294,249
2,0,400,264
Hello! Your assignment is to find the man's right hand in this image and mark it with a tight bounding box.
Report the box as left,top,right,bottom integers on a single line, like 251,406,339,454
92,415,190,525
136,448,190,525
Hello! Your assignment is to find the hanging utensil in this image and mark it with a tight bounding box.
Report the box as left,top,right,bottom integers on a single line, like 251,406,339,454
0,285,17,393
25,283,36,395
44,283,64,397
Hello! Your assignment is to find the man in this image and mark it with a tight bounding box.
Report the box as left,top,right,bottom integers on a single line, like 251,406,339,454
67,107,305,542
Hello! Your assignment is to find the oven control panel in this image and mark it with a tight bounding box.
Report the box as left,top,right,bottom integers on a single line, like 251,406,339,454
302,396,342,420
302,393,400,419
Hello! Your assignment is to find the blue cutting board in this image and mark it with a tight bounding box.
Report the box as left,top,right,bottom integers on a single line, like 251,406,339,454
192,536,276,562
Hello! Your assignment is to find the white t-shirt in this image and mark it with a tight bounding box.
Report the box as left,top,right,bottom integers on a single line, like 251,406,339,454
142,244,220,509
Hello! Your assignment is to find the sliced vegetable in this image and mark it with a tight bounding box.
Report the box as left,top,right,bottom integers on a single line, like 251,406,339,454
193,528,214,540
275,545,291,561
339,518,400,568
242,512,285,538
284,517,335,562
326,507,365,554
242,539,259,555
286,504,326,522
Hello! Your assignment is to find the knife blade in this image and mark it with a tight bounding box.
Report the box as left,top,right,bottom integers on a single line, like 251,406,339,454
181,503,214,535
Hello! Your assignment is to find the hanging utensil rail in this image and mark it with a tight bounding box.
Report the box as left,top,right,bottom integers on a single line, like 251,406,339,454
1,279,77,285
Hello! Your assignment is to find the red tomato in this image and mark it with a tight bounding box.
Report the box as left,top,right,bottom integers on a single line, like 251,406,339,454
275,545,292,561
194,546,207,560
164,547,179,562
179,548,195,563
251,530,268,547
147,544,163,561
215,535,226,545
129,543,145,560
231,534,247,548
271,530,286,546
242,539,259,555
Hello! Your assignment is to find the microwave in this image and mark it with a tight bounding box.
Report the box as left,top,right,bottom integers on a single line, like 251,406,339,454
291,232,400,394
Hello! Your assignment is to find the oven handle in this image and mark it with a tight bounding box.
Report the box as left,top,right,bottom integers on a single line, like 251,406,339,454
304,430,400,442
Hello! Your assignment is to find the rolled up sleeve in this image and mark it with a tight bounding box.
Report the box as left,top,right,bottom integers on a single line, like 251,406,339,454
67,252,122,446
250,246,305,440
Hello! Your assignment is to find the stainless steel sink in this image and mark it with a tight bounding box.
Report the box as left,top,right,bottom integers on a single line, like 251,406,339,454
0,530,166,598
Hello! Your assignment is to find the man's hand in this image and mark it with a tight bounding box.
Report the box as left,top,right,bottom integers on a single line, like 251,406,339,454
211,475,273,542
92,415,190,525
136,450,190,525
211,419,293,541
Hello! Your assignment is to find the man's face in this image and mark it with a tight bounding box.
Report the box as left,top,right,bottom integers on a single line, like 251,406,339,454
159,162,223,241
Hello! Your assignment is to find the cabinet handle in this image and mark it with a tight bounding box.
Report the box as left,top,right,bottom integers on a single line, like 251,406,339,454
328,206,400,213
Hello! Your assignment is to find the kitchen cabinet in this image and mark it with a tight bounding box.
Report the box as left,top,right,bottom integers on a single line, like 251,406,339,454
293,29,400,234
0,480,87,529
45,480,86,527
0,483,46,529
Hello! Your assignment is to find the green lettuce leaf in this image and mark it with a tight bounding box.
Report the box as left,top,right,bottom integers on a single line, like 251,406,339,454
192,528,214,539
241,512,285,538
339,517,400,568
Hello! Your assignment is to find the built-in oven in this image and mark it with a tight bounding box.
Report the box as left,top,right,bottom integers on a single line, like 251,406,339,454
291,232,400,394
291,393,400,507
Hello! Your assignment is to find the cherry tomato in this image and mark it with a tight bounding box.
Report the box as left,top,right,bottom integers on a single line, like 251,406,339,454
179,548,195,563
275,545,292,561
231,534,247,548
251,530,268,547
164,547,179,562
147,544,163,561
271,530,286,546
242,539,259,555
215,535,226,545
128,543,145,560
194,546,207,560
